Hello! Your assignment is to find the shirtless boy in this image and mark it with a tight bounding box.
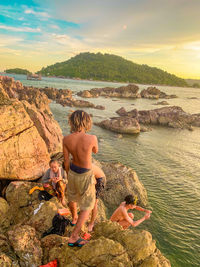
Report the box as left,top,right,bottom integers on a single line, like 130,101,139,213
110,195,152,229
63,110,98,247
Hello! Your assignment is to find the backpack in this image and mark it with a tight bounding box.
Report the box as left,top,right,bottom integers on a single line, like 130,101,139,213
42,214,70,237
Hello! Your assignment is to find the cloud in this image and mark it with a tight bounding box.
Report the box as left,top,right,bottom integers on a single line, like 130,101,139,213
0,25,41,33
50,25,60,30
24,9,50,18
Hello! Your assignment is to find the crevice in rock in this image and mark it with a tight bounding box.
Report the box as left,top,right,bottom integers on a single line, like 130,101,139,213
0,126,33,143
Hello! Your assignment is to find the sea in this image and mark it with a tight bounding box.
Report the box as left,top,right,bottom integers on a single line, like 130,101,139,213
3,74,200,267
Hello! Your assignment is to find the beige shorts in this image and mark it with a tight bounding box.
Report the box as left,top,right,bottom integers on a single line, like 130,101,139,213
67,169,96,211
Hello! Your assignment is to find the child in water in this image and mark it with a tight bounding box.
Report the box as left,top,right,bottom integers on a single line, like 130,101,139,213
42,159,67,206
110,195,152,229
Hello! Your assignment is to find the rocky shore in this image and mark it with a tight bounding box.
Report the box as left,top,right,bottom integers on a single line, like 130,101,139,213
95,106,200,134
77,84,177,99
0,76,171,266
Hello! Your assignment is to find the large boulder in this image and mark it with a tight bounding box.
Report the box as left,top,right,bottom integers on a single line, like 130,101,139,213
48,237,131,267
95,116,140,134
93,221,158,265
100,162,148,209
6,181,41,225
23,101,63,154
0,76,63,155
8,225,42,267
0,100,50,180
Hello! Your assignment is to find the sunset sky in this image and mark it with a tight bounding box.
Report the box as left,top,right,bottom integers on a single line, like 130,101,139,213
0,0,200,78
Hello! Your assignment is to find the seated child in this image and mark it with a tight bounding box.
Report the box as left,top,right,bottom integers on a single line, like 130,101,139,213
42,159,67,206
110,195,152,229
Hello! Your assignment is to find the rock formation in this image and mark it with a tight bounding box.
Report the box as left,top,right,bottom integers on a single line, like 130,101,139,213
0,98,50,180
0,76,63,155
78,84,140,98
96,106,200,134
141,87,177,99
77,84,177,100
0,159,170,266
95,117,140,134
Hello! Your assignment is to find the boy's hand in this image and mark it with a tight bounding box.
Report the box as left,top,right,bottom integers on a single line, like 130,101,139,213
144,213,151,220
146,210,152,214
43,183,50,188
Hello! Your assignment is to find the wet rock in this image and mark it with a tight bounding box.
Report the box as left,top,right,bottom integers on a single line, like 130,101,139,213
78,84,140,98
8,225,42,267
95,116,140,134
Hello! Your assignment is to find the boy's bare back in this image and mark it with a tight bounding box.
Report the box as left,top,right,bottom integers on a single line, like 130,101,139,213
63,131,98,170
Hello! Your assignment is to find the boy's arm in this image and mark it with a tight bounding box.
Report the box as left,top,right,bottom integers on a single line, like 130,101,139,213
122,208,135,225
92,136,98,154
132,213,150,227
63,137,70,173
135,206,152,213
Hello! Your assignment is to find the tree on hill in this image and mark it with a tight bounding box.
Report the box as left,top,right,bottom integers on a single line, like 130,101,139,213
5,68,31,75
38,52,188,87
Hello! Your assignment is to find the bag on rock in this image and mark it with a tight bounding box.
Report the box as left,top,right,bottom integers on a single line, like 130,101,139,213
42,214,70,237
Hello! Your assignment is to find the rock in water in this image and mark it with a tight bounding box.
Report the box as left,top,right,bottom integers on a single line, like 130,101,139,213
95,116,140,134
78,84,140,98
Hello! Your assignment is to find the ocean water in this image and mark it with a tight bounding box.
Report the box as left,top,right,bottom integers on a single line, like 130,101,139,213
4,74,200,267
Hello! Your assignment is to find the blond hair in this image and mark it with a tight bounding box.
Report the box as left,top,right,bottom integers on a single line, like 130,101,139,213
68,110,92,132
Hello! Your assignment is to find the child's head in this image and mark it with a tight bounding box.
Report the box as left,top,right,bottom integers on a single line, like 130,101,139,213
124,195,137,207
49,159,59,173
68,110,92,133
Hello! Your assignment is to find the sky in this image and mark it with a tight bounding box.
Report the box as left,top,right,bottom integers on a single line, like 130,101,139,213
0,0,200,78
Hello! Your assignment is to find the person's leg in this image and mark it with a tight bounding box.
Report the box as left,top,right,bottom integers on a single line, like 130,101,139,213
68,209,90,244
68,201,78,224
92,164,105,178
118,213,134,230
88,199,98,232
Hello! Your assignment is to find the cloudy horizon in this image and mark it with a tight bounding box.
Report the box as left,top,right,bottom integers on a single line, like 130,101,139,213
0,0,200,79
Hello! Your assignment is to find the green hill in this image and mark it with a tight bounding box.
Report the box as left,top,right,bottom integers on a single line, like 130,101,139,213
5,68,31,75
38,52,187,86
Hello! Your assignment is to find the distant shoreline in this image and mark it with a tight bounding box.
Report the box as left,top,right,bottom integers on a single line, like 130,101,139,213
1,72,200,89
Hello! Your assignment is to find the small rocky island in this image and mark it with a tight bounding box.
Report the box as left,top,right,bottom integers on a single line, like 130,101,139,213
77,84,177,99
0,76,171,266
95,106,200,134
